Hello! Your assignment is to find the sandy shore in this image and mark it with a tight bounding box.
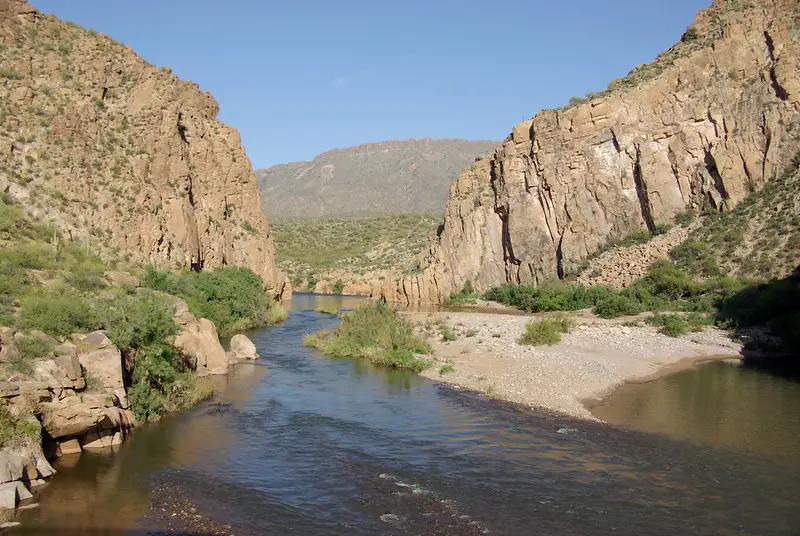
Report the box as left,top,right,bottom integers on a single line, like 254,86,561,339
406,310,742,421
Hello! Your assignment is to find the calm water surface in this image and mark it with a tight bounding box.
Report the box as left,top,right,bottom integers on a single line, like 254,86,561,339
11,294,800,535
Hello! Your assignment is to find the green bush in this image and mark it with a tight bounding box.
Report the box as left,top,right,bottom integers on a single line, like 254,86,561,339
444,280,478,306
332,279,345,294
519,316,574,346
100,290,176,351
646,312,713,337
484,281,613,313
19,292,102,338
592,293,645,318
0,405,40,450
304,302,431,372
142,267,285,337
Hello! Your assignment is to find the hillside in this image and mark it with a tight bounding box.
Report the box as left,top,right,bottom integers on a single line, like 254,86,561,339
384,0,800,304
256,138,497,218
0,0,288,298
270,214,440,292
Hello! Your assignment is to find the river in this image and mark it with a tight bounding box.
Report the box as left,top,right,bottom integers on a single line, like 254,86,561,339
10,294,800,535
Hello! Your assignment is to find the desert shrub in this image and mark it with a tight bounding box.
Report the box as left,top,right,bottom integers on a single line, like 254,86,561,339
592,293,645,318
304,302,431,371
444,280,478,306
646,312,714,337
332,279,345,294
439,324,458,341
519,316,574,346
315,305,339,315
100,290,176,351
142,266,285,337
127,343,181,421
484,281,613,312
0,405,40,449
18,292,102,338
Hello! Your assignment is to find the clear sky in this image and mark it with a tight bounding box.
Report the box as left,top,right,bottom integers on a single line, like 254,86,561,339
32,0,709,169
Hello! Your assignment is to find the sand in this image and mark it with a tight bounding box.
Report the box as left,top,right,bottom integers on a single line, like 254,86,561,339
407,310,742,421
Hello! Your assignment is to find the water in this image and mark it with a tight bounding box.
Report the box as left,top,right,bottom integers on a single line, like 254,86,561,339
11,294,800,535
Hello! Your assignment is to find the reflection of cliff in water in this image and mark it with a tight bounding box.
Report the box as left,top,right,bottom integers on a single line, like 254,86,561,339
593,360,800,459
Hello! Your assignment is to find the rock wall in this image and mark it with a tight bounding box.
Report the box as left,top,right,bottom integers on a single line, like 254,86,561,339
0,0,289,298
390,0,800,303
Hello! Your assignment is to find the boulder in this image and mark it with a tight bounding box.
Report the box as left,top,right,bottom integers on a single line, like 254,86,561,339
0,382,19,399
75,333,127,408
0,481,31,509
0,343,19,365
227,334,258,362
0,453,25,485
103,271,140,288
173,310,228,375
40,402,127,439
57,439,82,456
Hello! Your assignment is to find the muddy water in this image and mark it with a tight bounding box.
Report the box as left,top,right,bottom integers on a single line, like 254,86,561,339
592,359,800,459
10,294,800,535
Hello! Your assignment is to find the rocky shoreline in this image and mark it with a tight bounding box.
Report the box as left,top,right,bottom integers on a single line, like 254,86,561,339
0,278,263,523
408,311,742,421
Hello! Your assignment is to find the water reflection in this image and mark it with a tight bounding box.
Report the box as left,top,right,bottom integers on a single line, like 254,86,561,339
592,360,800,459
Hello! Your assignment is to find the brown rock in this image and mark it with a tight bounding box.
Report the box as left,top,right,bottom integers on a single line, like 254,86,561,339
0,0,288,298
173,318,228,375
227,334,258,362
57,439,82,456
76,336,128,408
103,271,140,288
390,0,800,302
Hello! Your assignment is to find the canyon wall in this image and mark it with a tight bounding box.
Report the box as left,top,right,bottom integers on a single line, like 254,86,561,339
0,0,289,298
388,0,800,303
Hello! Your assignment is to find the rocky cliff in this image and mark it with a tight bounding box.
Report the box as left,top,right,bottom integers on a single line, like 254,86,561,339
257,138,497,218
0,0,288,298
392,0,800,304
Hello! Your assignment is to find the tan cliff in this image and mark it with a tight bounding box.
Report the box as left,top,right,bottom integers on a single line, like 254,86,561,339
0,0,289,298
386,0,800,304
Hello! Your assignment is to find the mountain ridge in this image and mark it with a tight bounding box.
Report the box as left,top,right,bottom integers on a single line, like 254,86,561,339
257,138,498,218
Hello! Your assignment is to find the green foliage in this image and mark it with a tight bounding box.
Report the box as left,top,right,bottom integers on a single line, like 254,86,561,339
19,292,102,338
444,280,478,306
592,293,645,318
101,290,176,351
519,315,574,346
332,279,345,294
271,214,440,283
646,312,714,337
142,266,285,337
315,305,339,315
439,324,458,342
439,364,455,375
304,302,431,372
674,208,696,226
484,281,613,313
0,405,40,449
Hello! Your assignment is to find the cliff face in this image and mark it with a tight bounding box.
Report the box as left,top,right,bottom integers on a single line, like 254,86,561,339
0,0,288,298
393,0,800,304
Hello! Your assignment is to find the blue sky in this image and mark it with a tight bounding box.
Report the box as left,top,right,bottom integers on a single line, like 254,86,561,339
33,0,709,169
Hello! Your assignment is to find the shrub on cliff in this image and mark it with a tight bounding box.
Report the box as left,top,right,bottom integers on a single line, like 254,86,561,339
142,266,286,337
304,302,431,372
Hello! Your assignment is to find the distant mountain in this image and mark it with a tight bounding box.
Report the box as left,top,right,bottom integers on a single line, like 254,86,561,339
256,138,498,218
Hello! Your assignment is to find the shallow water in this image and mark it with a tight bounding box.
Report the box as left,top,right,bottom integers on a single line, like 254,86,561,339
11,294,800,535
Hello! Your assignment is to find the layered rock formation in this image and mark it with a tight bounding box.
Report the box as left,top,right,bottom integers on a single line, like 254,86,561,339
0,0,288,298
392,0,800,303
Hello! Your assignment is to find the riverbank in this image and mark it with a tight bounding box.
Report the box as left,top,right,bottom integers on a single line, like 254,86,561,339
407,311,742,420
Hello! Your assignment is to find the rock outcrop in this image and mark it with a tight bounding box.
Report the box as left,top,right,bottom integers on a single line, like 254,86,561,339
390,0,800,303
171,299,229,375
227,334,259,363
0,0,289,298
